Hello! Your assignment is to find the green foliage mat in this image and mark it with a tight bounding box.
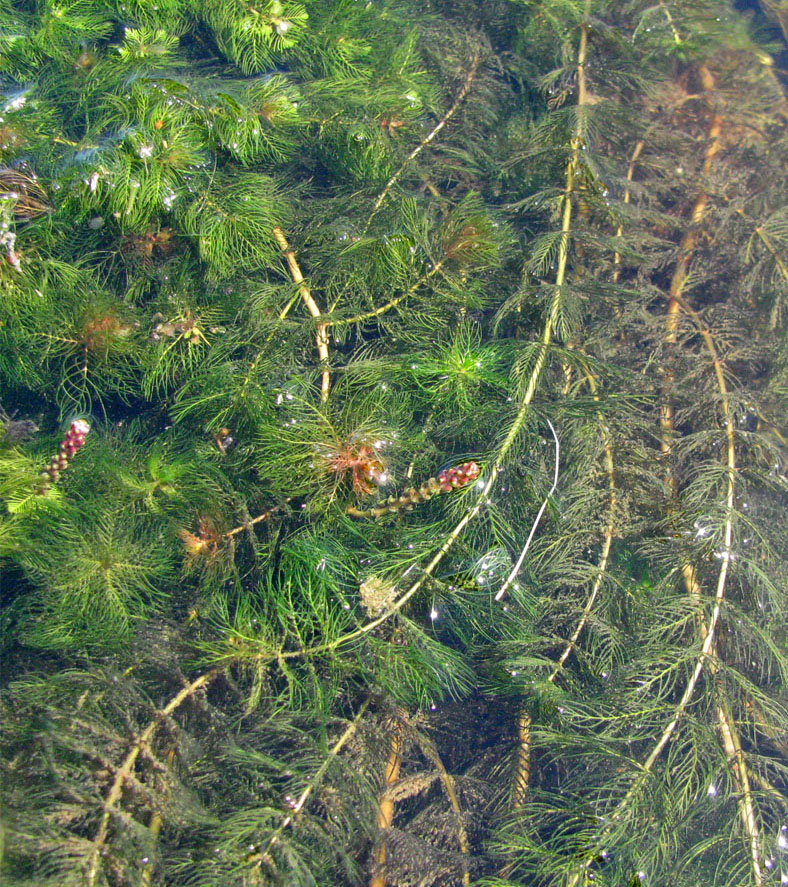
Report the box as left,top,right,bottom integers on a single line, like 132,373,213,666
1,1,788,885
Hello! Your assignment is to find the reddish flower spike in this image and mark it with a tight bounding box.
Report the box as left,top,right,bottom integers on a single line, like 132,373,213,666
437,461,480,492
39,419,90,492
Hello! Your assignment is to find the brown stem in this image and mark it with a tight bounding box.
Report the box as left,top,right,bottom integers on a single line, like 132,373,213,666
370,722,404,887
660,65,722,483
669,294,763,884
613,140,644,284
497,709,532,881
224,499,289,538
654,64,763,882
511,709,532,811
272,227,330,401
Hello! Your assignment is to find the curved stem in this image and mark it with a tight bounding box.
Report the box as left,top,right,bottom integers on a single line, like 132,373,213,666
494,418,559,602
670,294,762,884
567,114,751,887
654,65,763,883
660,65,722,477
364,46,481,234
501,367,616,881
496,9,591,856
567,448,736,887
324,259,446,328
281,0,580,663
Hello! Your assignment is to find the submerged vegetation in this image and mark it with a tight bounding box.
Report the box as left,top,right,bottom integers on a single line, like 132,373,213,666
2,1,788,885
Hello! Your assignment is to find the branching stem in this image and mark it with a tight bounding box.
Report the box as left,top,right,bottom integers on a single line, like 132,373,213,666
86,670,218,887
324,259,446,328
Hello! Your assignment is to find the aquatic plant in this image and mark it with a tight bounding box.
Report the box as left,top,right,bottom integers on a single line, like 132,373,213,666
1,2,788,886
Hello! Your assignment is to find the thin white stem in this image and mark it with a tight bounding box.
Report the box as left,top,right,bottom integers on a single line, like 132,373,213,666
495,418,560,602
